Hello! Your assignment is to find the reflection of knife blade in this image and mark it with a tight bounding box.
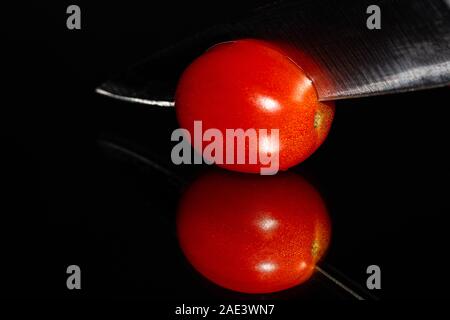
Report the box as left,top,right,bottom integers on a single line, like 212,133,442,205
96,0,450,105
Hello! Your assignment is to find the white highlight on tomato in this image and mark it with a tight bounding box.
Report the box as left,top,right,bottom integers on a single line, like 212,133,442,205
257,96,280,112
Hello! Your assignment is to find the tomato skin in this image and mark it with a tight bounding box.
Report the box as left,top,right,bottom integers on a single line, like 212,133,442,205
176,171,331,294
175,39,335,173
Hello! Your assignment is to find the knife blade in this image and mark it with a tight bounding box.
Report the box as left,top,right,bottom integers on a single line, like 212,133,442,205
96,0,450,105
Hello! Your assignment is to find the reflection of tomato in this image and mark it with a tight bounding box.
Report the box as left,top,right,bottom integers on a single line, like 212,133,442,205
176,171,331,294
175,39,335,174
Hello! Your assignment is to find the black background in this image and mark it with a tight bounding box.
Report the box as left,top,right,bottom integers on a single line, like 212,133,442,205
1,0,449,304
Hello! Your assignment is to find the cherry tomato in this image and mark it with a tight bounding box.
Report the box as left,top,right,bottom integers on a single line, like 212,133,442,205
176,171,331,294
175,39,335,173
